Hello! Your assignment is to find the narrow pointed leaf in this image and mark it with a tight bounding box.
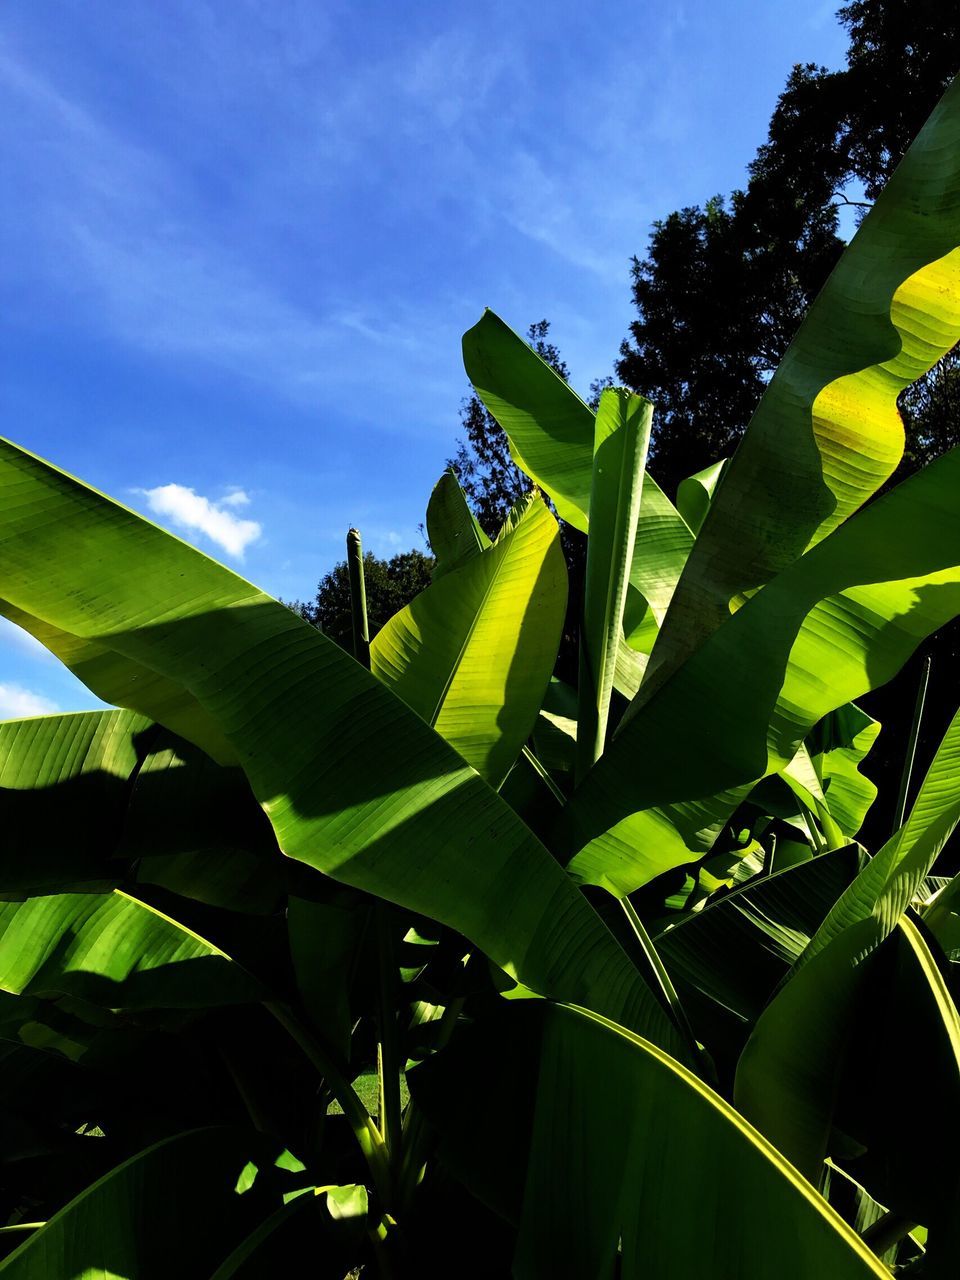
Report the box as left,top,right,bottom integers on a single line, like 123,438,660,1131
676,458,726,536
462,311,694,644
577,390,651,775
426,469,490,582
462,311,594,531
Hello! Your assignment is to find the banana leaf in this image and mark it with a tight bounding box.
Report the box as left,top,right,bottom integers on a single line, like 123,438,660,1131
563,447,960,896
577,389,651,774
735,702,960,1180
461,312,694,638
641,74,960,698
0,435,674,1048
426,469,490,581
0,1128,273,1278
676,458,726,536
371,491,566,787
412,1001,888,1279
0,709,151,893
0,890,263,1010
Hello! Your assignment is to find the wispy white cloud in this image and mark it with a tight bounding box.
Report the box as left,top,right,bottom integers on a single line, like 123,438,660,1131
0,682,59,718
139,484,262,558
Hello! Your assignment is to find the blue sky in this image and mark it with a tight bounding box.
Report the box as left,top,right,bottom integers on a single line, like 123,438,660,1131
0,0,848,714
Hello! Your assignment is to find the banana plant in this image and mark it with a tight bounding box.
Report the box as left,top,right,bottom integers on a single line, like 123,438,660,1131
1,72,960,1280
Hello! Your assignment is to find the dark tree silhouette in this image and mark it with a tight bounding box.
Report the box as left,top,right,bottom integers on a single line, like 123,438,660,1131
290,548,434,651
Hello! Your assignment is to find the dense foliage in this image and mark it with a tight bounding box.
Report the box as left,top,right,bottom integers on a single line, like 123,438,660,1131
1,53,960,1280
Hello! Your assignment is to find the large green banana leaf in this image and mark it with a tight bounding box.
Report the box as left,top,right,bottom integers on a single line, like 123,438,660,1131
0,436,673,1048
0,890,262,1009
0,598,235,764
735,702,960,1180
832,914,960,1238
461,311,694,633
0,709,150,893
577,389,651,774
563,446,960,896
370,491,566,788
0,1128,271,1277
640,73,960,697
461,311,594,532
413,1001,888,1279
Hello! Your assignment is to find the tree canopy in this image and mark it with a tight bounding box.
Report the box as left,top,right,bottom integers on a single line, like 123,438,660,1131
617,0,960,496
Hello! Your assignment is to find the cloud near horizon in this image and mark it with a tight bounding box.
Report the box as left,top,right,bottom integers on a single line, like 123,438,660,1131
139,483,262,558
0,682,59,718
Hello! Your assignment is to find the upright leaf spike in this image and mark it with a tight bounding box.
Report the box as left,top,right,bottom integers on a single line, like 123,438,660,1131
346,527,370,669
577,390,652,780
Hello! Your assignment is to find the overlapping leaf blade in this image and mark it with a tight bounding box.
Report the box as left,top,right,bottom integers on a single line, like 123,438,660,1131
0,891,262,1009
0,435,673,1047
413,1002,888,1279
640,74,960,698
563,447,960,896
461,310,694,643
371,491,566,787
426,469,491,581
0,1128,268,1278
735,702,960,1179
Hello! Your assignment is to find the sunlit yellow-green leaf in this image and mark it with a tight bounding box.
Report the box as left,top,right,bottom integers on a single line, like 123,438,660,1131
371,492,566,787
563,449,960,896
642,74,960,699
